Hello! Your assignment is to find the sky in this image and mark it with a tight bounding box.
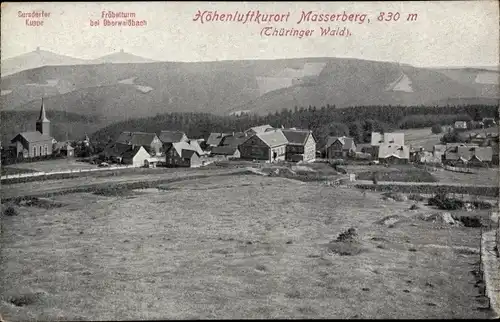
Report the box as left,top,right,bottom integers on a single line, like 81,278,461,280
1,1,499,67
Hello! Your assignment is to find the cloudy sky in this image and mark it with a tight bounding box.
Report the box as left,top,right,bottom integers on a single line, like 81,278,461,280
1,1,498,67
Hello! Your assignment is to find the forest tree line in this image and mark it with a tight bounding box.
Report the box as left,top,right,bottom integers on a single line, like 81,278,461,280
91,104,499,149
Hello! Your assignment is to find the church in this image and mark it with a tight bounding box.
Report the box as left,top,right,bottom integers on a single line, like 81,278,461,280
10,99,55,159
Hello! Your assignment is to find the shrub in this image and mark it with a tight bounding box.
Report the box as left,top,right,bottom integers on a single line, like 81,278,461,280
3,205,18,216
336,228,358,242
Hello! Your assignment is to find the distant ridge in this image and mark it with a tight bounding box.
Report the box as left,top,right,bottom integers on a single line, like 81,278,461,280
1,48,156,76
89,49,157,64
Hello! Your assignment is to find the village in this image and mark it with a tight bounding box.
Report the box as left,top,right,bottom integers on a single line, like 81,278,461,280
2,100,498,177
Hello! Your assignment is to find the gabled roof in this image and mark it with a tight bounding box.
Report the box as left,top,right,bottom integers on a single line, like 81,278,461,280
220,133,248,148
282,129,313,146
211,146,239,155
255,129,288,148
158,130,187,144
12,131,53,143
181,149,199,159
454,121,468,128
444,145,491,161
246,124,274,134
378,144,410,159
371,132,405,146
170,141,198,157
206,132,232,146
187,140,206,155
116,131,158,146
121,146,149,159
326,136,355,150
103,143,132,158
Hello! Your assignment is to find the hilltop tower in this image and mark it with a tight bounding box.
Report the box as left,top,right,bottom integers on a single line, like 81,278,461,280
36,98,51,136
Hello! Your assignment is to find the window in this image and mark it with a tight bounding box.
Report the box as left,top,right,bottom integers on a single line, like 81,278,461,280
33,146,37,156
45,145,48,155
40,146,43,156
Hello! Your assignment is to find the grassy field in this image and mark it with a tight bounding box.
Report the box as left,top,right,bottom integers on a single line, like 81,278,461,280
0,174,494,320
0,167,37,176
433,168,499,187
401,126,499,151
4,159,102,172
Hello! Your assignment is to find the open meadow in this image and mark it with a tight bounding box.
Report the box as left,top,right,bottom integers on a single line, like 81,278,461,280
0,173,495,320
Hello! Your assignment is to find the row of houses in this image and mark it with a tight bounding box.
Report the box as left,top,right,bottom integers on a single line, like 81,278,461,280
101,124,318,167
454,118,497,131
324,130,498,167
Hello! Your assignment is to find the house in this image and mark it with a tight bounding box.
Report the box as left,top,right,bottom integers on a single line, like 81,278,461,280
409,146,424,162
370,132,405,158
281,129,316,162
325,136,356,159
116,131,162,155
144,156,164,168
454,121,468,131
469,132,488,145
206,132,232,148
158,130,189,144
101,143,133,163
165,141,203,167
378,144,410,164
121,146,151,167
443,144,492,166
101,143,151,166
482,117,496,127
432,144,447,160
210,146,241,159
220,132,247,148
244,124,274,137
187,139,206,156
55,141,75,157
239,129,288,162
10,99,54,159
158,130,189,154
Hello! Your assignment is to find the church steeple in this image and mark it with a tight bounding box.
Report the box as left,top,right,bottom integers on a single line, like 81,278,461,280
36,98,50,136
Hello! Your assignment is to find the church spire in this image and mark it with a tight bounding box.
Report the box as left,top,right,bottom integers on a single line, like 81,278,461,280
38,98,49,122
36,98,51,136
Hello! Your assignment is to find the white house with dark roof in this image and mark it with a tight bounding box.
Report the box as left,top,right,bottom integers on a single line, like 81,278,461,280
454,121,468,131
281,129,316,162
370,132,407,161
10,99,55,159
378,144,410,164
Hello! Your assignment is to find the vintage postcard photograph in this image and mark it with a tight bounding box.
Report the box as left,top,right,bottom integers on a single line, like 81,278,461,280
1,1,499,320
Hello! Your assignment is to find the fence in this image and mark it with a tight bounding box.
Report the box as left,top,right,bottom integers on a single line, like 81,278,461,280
443,165,477,174
478,211,500,316
1,165,138,181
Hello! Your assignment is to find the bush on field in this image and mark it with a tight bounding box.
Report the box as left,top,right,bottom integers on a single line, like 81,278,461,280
328,228,364,256
3,205,18,216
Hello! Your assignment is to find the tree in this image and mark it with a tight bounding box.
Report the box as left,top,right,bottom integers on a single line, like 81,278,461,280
431,124,443,134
